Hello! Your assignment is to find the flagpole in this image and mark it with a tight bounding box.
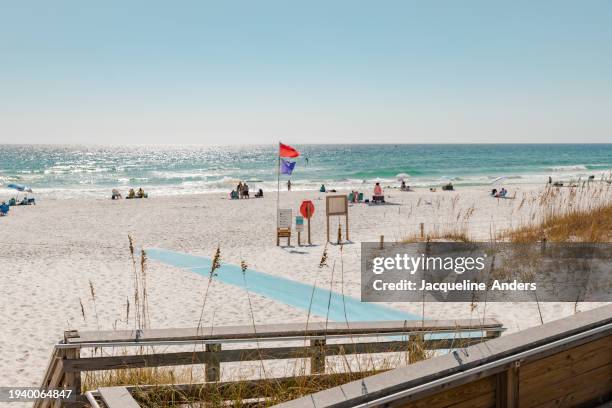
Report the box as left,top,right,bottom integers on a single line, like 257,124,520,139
276,142,281,228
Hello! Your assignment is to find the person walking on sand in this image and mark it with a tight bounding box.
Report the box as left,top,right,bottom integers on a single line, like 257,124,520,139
237,182,243,198
287,179,292,191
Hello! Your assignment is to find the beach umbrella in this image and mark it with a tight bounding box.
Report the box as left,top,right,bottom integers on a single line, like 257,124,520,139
490,176,507,185
7,183,33,193
396,173,410,181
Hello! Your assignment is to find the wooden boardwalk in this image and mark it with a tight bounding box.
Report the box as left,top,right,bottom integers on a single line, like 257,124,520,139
35,319,503,407
276,304,612,408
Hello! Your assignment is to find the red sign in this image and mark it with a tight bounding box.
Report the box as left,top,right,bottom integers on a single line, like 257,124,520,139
300,201,315,218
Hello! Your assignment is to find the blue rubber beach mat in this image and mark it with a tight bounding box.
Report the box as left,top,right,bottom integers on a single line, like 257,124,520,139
146,247,419,323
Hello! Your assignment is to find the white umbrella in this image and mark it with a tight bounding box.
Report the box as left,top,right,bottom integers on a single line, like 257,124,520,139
491,176,507,185
396,173,410,181
7,183,33,193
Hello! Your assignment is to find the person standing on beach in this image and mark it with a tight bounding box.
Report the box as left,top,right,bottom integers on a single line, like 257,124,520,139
237,181,243,198
287,179,292,191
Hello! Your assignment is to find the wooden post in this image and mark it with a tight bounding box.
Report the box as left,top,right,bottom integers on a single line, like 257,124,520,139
420,222,424,239
298,231,301,246
379,235,384,249
346,213,349,241
310,339,326,374
306,206,312,245
496,361,520,408
337,223,342,244
205,343,221,382
62,330,81,400
326,213,330,242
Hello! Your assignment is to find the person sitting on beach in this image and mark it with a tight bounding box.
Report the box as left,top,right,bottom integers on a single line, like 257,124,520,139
111,188,122,200
374,183,382,196
500,187,507,198
127,188,135,199
230,189,238,199
0,202,9,216
373,182,385,203
442,182,454,191
137,188,145,198
255,188,263,198
400,181,412,191
491,188,498,196
320,184,326,193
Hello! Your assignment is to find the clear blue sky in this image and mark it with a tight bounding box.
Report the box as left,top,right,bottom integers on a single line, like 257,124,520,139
1,1,611,144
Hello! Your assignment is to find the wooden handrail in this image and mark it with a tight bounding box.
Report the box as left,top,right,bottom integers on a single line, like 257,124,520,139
37,319,503,407
65,318,503,345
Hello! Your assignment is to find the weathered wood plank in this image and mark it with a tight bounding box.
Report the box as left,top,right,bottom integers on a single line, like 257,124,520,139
447,392,496,408
62,337,497,373
519,362,612,408
495,363,519,408
394,376,495,408
98,386,141,408
130,371,381,402
519,334,612,395
35,348,63,408
68,319,503,344
205,342,221,381
62,347,81,397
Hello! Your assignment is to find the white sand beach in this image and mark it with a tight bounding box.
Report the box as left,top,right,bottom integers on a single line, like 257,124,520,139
0,184,609,393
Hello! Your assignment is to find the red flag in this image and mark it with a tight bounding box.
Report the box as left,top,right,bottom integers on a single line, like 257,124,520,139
279,143,300,158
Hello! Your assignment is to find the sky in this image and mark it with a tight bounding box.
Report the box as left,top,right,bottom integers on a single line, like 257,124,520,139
1,1,611,144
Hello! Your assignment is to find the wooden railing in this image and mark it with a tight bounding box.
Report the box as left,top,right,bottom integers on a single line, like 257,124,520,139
35,319,503,407
277,304,612,408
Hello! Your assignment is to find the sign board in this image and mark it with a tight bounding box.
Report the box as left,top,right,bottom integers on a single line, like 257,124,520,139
326,195,348,216
325,195,349,242
300,201,315,218
278,209,292,229
295,216,304,232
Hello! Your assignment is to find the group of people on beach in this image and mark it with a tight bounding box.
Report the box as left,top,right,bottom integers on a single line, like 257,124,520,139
1,195,36,216
112,188,147,200
491,187,508,198
231,181,263,199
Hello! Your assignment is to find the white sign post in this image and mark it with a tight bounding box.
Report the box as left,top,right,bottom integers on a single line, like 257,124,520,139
277,209,292,246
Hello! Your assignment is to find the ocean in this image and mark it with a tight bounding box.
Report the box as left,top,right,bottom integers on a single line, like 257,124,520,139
1,144,611,199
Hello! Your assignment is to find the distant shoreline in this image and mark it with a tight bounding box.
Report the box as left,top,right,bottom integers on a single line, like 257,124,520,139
1,144,611,200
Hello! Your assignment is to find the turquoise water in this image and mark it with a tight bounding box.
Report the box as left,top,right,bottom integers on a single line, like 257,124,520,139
1,144,611,198
147,248,419,322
